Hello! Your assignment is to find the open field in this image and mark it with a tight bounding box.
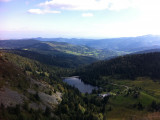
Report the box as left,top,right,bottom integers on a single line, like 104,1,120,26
103,77,160,120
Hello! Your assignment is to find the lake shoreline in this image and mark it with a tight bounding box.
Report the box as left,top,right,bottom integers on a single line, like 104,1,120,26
63,76,98,93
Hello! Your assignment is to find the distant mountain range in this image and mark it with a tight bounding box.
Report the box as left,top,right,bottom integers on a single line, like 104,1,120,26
133,48,160,54
1,34,160,62
34,35,160,52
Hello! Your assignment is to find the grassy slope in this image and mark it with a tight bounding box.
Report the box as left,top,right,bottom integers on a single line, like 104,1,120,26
44,41,124,60
104,77,160,120
0,52,29,89
115,77,160,98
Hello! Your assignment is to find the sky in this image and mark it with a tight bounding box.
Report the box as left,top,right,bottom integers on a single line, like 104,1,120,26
0,0,160,39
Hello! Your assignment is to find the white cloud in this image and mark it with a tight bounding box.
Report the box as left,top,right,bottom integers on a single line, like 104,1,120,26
38,0,133,11
2,0,10,1
29,0,160,15
108,0,132,11
28,9,61,14
82,13,93,17
28,9,43,14
37,0,160,12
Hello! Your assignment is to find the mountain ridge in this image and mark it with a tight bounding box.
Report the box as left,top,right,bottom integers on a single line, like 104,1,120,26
33,35,160,52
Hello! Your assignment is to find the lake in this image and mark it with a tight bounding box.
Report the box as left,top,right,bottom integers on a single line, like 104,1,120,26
63,76,97,93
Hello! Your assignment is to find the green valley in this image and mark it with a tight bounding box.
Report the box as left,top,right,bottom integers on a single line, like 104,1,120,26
1,39,160,120
0,40,125,60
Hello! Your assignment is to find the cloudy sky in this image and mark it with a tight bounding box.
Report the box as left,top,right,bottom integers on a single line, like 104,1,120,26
0,0,160,39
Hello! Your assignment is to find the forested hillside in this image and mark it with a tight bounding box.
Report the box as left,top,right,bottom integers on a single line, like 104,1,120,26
0,51,108,120
0,40,39,49
2,49,97,68
76,52,160,86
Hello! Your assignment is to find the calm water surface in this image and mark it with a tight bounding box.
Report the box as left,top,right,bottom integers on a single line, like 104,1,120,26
63,77,97,93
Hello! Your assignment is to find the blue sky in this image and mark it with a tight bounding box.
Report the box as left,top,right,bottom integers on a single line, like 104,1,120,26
0,0,160,39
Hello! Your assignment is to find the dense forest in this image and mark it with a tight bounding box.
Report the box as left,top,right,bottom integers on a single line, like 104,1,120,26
75,52,160,86
2,49,97,68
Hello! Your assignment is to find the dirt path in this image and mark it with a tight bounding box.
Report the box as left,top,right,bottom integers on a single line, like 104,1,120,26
109,82,130,91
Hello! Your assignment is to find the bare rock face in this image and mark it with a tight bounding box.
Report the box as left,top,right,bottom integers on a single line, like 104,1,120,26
28,91,62,111
38,91,62,108
0,87,25,107
27,79,62,110
0,53,62,112
0,78,62,111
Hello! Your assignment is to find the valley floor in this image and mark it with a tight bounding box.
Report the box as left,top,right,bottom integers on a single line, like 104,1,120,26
103,77,160,120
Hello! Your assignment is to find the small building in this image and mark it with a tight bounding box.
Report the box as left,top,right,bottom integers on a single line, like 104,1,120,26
98,93,111,98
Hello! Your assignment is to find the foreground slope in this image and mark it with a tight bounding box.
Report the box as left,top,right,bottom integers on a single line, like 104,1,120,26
0,51,62,120
0,51,109,120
